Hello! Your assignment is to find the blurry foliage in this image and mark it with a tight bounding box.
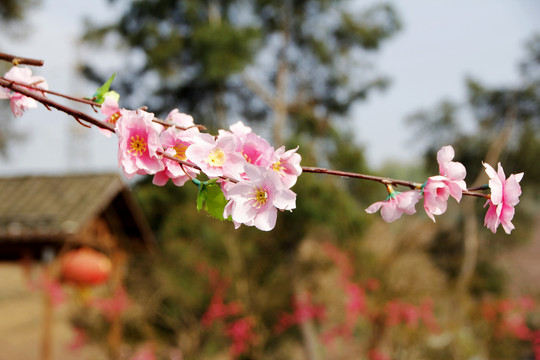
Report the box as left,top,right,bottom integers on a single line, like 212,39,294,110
0,0,38,23
74,0,540,358
404,33,540,358
82,0,400,136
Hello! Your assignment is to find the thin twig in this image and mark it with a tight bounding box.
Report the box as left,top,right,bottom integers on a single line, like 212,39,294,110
0,77,114,131
0,77,491,199
302,166,423,189
0,51,44,66
7,79,101,107
301,166,489,198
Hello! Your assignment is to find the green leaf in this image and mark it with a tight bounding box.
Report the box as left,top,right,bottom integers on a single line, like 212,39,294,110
196,183,205,212
195,182,229,221
90,74,116,104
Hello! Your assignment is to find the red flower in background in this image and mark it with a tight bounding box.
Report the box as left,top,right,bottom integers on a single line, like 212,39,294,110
226,317,257,357
90,287,130,321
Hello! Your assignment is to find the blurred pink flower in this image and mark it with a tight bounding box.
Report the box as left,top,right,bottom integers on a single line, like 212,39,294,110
0,66,48,117
41,274,66,307
366,190,421,223
368,349,391,360
274,293,325,334
116,109,165,179
66,327,87,352
423,145,467,221
483,162,523,234
226,317,257,357
90,287,130,321
202,293,242,327
129,344,156,360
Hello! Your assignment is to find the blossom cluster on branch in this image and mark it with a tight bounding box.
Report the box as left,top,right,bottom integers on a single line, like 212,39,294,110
0,60,524,233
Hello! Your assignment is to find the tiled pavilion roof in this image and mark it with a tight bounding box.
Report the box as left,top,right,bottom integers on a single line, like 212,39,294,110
0,173,154,259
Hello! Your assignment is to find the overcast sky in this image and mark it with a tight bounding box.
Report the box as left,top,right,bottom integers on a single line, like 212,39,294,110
1,0,539,176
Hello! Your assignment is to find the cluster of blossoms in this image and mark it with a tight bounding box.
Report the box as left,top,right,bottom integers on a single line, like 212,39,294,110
103,95,301,231
0,65,525,234
366,145,524,234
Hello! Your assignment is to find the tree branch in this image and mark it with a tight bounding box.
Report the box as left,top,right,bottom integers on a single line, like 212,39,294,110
0,78,491,200
0,77,114,131
241,73,277,109
0,52,44,66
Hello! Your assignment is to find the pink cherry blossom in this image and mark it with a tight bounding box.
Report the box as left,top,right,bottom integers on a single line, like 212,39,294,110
224,164,296,231
116,109,165,179
99,94,121,137
423,145,467,221
483,162,524,234
165,108,197,128
238,132,274,167
366,190,422,223
153,127,200,186
217,121,253,154
0,66,48,117
271,146,302,188
185,133,246,180
423,176,453,221
229,120,252,137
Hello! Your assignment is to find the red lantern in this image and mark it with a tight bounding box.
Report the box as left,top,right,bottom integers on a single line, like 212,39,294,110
61,247,111,286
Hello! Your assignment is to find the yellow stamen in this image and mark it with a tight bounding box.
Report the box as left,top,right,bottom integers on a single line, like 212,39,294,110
251,187,269,209
206,147,226,167
107,111,121,125
128,135,147,157
272,161,285,174
173,143,188,160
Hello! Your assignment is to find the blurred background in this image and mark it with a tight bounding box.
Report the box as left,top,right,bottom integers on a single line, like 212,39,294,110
1,0,540,359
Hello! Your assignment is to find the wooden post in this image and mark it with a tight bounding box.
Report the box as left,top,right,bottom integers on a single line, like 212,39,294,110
40,247,55,360
41,278,53,360
107,247,127,360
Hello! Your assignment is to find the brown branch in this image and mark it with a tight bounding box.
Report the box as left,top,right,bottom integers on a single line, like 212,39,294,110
0,52,44,66
241,73,277,109
302,166,489,198
7,79,101,107
302,166,423,189
11,81,209,132
0,76,491,200
0,77,114,132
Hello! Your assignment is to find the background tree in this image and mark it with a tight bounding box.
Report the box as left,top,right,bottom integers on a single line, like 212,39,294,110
74,2,540,360
77,1,409,358
407,33,540,359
